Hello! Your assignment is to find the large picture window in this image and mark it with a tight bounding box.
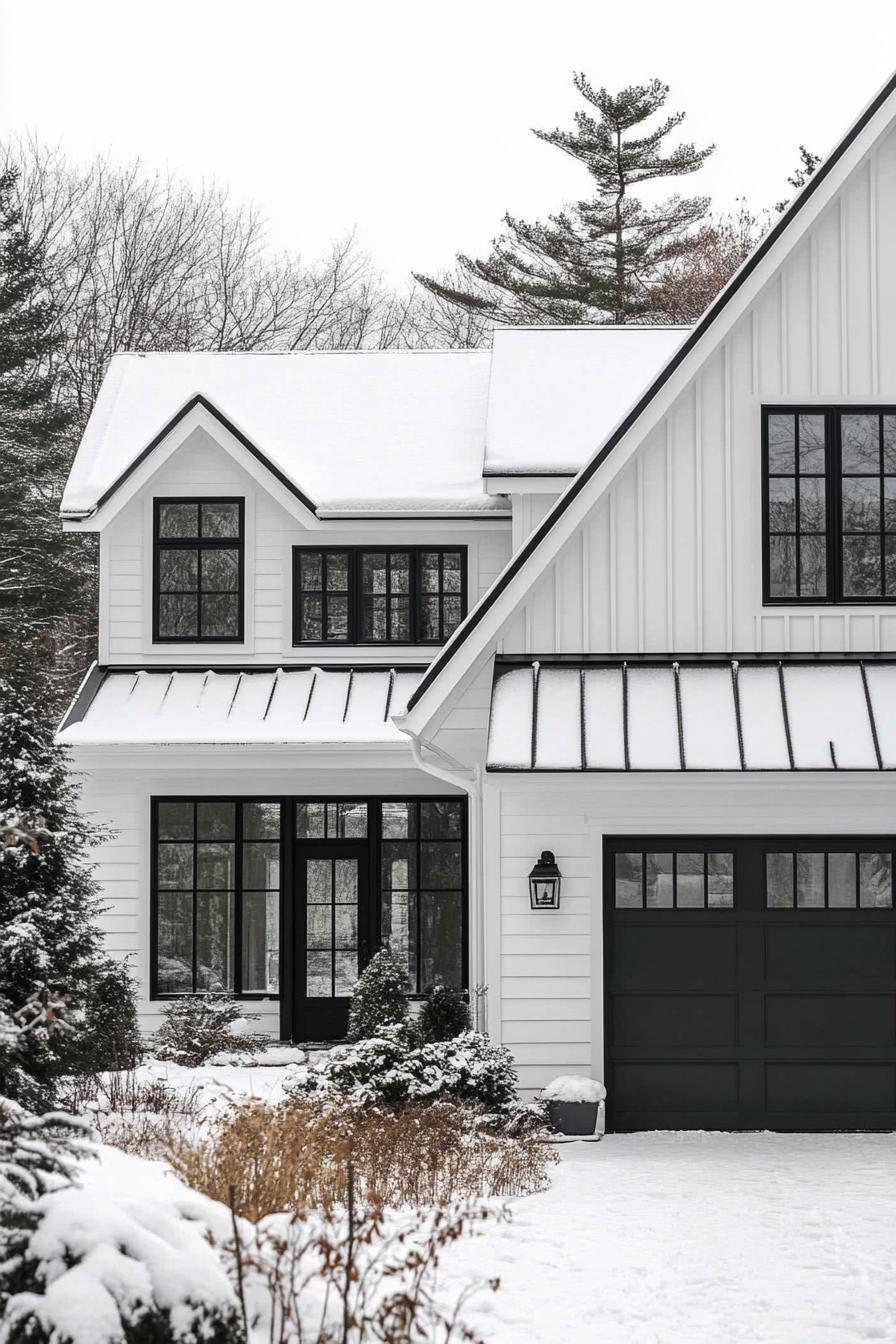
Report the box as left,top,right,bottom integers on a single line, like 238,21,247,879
763,408,896,602
153,499,244,641
380,799,465,993
293,547,466,644
153,799,280,996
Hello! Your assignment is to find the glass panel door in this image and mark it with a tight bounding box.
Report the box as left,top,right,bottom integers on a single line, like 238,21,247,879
295,842,369,1041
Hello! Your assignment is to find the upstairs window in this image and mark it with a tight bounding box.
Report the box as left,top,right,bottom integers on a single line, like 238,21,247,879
293,547,466,644
763,408,896,602
154,499,244,642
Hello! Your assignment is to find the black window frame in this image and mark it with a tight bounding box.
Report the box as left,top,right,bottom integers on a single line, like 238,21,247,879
292,546,467,646
153,497,245,643
150,796,285,1000
150,795,468,1017
762,406,896,605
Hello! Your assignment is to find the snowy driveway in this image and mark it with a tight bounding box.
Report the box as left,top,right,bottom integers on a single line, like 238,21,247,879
444,1133,896,1344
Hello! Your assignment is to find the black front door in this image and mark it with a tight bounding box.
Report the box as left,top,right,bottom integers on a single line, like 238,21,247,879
295,842,370,1041
605,836,896,1132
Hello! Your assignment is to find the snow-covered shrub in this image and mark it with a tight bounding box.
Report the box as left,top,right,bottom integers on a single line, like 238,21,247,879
153,994,270,1067
346,947,408,1042
417,984,471,1042
296,1026,523,1120
73,956,144,1074
1,1134,246,1344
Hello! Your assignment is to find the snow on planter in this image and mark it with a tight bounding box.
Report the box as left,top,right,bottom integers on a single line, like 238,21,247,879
541,1076,607,1104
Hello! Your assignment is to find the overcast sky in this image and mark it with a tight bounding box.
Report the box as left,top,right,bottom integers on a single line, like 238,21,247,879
1,0,895,285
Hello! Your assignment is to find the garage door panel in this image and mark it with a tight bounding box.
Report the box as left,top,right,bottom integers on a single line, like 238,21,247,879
765,926,895,989
765,1063,896,1113
613,994,738,1048
611,925,738,990
605,835,896,1131
765,994,896,1048
613,1063,739,1112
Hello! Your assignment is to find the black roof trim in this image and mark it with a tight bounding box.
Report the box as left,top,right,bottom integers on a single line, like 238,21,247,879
91,393,318,515
407,70,896,714
482,468,578,479
57,663,107,733
495,652,896,666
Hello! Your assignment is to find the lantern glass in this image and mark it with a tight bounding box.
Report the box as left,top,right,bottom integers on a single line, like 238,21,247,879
528,850,561,909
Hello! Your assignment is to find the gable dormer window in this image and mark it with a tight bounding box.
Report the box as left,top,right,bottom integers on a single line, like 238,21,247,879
153,499,244,642
763,408,896,603
292,547,466,645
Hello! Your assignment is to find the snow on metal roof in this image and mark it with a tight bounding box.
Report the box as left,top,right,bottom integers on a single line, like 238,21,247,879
57,667,422,746
487,660,896,771
483,326,689,476
61,350,498,517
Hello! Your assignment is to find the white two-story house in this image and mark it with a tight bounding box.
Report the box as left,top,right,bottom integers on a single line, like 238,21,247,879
60,68,896,1131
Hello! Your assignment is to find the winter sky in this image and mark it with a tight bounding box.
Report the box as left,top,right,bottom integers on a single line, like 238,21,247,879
1,0,895,284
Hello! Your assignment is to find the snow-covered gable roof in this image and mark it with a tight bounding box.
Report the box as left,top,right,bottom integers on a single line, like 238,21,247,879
402,68,896,735
57,666,423,746
484,326,688,476
61,350,498,519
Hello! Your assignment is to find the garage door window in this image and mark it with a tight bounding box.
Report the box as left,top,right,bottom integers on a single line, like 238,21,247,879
766,850,893,908
615,851,734,909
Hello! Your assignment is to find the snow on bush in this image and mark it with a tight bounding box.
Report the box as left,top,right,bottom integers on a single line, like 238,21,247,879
1,1141,245,1344
153,995,271,1068
346,947,408,1042
540,1076,607,1104
294,1025,524,1121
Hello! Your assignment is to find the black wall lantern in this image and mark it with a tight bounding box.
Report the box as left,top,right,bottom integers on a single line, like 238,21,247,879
529,850,562,909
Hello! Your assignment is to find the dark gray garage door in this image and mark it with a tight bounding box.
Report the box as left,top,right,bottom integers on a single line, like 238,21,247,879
605,837,896,1131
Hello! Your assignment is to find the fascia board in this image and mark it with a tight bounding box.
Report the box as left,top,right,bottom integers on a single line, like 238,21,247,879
67,401,320,531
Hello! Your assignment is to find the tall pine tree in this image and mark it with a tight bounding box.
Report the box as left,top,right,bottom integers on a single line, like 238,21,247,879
0,167,93,695
416,76,714,325
0,677,109,1106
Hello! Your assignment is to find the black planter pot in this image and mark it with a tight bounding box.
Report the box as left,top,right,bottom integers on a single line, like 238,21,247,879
548,1099,600,1136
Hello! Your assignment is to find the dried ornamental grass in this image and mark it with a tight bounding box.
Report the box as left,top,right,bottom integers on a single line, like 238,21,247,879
169,1098,555,1221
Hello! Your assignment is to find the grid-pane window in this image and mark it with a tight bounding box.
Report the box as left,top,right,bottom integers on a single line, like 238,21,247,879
292,548,465,644
614,850,734,909
765,849,893,908
361,551,411,641
765,413,828,599
295,802,369,839
295,550,350,642
380,800,464,993
154,499,243,641
154,800,281,995
840,414,896,597
763,408,896,603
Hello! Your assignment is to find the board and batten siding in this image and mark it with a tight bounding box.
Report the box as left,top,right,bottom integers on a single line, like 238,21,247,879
499,126,896,658
100,425,512,666
489,772,896,1094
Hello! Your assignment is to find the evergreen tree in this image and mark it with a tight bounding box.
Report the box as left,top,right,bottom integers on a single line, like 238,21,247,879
346,948,409,1042
0,675,109,1105
0,167,93,694
774,146,822,213
415,76,713,325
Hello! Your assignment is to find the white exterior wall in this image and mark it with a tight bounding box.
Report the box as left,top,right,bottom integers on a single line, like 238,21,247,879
487,773,896,1094
76,751,463,1037
100,426,511,666
500,125,896,658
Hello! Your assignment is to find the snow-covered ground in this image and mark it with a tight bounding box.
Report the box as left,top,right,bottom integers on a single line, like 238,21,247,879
441,1133,896,1344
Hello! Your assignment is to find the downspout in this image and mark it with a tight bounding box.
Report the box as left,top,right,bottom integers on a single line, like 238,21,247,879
398,723,487,1032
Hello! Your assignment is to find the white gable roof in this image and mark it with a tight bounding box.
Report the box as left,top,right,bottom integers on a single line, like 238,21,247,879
61,350,498,518
484,326,688,475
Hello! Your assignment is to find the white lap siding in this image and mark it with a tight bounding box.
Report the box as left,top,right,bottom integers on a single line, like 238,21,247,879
489,773,896,1095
